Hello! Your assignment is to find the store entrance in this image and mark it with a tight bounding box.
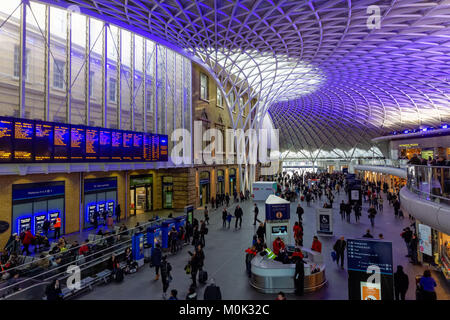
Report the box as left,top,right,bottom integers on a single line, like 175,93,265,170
130,175,153,216
200,183,210,207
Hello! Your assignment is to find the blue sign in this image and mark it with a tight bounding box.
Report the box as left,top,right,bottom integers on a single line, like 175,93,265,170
12,184,64,201
132,233,144,260
161,219,176,248
265,203,290,221
84,179,117,193
347,239,393,275
17,215,32,234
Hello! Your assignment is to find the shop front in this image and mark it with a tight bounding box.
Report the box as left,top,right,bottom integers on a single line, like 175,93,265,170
416,221,450,281
162,176,174,209
130,175,153,215
199,171,210,207
84,177,118,229
229,168,236,196
12,181,65,238
217,170,225,195
399,143,421,159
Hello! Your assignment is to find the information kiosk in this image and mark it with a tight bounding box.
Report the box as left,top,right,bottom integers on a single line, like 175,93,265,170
265,195,290,246
132,233,145,268
146,224,161,247
174,215,186,231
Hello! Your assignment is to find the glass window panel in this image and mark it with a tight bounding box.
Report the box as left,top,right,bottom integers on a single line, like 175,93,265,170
0,0,22,117
121,29,132,130
134,36,144,132
89,18,103,126
107,25,118,129
145,39,155,132
157,45,166,134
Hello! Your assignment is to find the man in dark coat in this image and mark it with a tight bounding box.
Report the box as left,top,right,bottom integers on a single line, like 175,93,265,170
151,243,162,280
333,236,347,269
234,205,243,229
203,278,222,300
296,204,304,222
294,256,305,296
394,265,409,300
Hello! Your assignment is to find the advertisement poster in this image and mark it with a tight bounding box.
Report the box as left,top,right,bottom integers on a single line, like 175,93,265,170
360,282,381,300
418,224,432,256
351,190,360,201
316,208,333,235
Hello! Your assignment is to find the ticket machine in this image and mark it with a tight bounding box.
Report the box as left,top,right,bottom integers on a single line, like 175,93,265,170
34,213,47,235
17,215,32,234
146,224,161,247
161,219,176,249
265,195,291,249
174,215,186,231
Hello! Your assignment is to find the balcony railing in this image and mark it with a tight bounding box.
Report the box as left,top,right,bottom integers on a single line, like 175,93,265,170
406,165,450,205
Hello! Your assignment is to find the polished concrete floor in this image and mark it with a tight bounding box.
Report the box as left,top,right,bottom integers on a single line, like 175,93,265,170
77,191,450,300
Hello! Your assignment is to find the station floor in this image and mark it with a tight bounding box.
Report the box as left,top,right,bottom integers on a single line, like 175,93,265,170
76,191,450,300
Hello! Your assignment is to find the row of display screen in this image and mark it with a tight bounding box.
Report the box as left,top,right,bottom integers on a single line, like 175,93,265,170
0,116,168,163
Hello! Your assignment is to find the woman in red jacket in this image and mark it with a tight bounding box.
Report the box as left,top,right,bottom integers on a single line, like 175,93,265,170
22,229,35,256
311,236,322,253
293,222,303,246
272,237,285,255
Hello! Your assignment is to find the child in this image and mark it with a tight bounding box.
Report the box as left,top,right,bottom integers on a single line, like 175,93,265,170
226,212,233,229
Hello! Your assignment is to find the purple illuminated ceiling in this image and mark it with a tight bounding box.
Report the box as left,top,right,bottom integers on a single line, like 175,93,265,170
36,0,450,151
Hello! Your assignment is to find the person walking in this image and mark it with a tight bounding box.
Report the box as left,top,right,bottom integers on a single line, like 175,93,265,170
204,206,210,225
192,225,200,247
339,201,346,221
234,205,243,229
21,229,35,256
345,202,352,223
296,203,304,222
42,218,51,238
394,265,409,300
160,255,172,299
418,270,437,300
189,245,205,288
151,243,162,280
199,220,207,248
115,204,121,222
333,236,346,269
222,208,227,228
368,205,377,228
253,204,259,226
362,229,374,238
186,285,198,300
256,222,265,242
354,203,361,223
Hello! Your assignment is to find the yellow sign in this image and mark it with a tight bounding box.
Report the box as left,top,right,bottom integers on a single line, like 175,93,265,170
399,144,419,148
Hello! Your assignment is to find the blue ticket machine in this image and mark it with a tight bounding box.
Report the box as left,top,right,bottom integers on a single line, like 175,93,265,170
107,200,115,217
132,233,145,261
174,215,186,231
146,224,161,248
17,215,32,234
161,219,176,249
34,213,47,235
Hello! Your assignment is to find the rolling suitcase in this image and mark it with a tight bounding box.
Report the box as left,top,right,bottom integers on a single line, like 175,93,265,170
199,270,208,284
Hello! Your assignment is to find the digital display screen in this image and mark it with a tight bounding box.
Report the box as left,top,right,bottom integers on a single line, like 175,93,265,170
14,120,34,161
54,125,70,161
34,214,47,235
122,132,133,161
98,202,106,213
0,116,168,163
347,239,393,275
35,122,53,162
87,204,97,223
272,226,287,234
0,118,13,162
85,128,99,160
111,131,122,161
107,201,115,214
99,130,111,161
18,216,32,234
70,126,85,161
133,133,143,161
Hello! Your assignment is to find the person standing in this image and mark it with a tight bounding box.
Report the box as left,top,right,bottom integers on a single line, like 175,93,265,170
418,270,437,300
339,200,346,221
21,229,35,256
203,278,222,300
53,215,62,239
253,204,259,226
115,204,121,222
311,236,322,253
222,208,228,228
199,220,207,248
394,265,409,300
151,243,162,280
256,222,265,242
345,202,352,223
354,203,361,223
93,209,99,229
234,205,243,229
192,225,200,247
296,203,304,222
189,245,205,288
294,253,305,296
42,219,50,238
333,236,346,269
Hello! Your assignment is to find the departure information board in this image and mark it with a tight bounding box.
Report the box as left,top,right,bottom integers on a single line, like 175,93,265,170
54,124,70,161
85,128,99,161
35,122,53,162
0,118,13,162
14,120,34,161
0,116,168,163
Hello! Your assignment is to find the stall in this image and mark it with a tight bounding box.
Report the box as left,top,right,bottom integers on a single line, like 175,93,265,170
250,247,326,293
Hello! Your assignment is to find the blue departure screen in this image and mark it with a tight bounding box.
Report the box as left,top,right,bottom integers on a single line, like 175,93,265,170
133,133,143,161
85,128,99,161
13,120,34,162
35,121,53,162
347,239,393,275
99,130,111,161
122,132,133,161
159,135,168,161
151,134,160,161
0,118,13,162
111,131,122,161
70,126,85,161
143,133,152,161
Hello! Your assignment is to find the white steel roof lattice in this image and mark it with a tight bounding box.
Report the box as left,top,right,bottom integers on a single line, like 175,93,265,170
36,0,450,152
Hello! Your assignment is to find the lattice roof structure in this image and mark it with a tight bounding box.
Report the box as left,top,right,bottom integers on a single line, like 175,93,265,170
37,0,450,153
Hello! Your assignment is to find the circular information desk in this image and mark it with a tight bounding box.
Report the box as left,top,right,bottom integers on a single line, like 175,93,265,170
250,247,327,294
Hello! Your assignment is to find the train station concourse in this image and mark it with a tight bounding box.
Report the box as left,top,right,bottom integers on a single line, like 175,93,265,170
0,0,449,308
